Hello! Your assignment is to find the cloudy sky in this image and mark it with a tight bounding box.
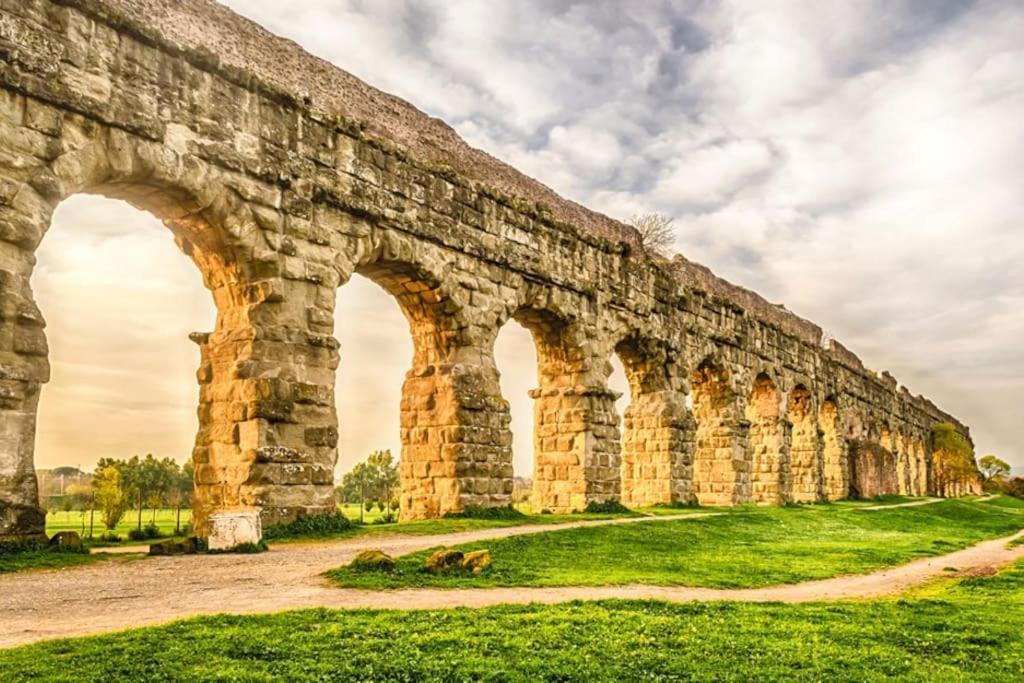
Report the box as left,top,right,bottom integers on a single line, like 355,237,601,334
36,0,1023,475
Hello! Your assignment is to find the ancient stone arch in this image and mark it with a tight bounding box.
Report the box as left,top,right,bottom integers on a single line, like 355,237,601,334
0,0,979,540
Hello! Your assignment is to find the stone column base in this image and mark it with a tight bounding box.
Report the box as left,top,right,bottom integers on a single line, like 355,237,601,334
207,509,263,551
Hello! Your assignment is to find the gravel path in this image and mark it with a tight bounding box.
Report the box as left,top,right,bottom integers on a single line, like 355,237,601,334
2,515,1021,650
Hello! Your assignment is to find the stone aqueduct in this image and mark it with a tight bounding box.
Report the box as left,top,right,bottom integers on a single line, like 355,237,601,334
0,0,974,540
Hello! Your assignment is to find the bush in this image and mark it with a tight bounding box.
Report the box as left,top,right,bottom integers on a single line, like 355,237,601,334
0,541,46,555
444,505,526,520
230,541,267,554
0,538,86,557
208,540,268,555
581,500,632,515
262,511,354,540
143,523,161,539
127,528,147,542
653,501,701,510
100,533,122,544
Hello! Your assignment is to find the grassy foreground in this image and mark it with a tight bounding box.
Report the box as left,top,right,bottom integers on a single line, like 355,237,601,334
328,496,1024,589
3,560,1023,681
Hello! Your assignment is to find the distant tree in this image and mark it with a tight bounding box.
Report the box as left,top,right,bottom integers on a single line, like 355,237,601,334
94,465,129,531
629,212,676,257
167,460,193,534
61,494,74,520
367,450,399,517
341,462,375,524
978,454,1010,483
931,423,980,496
119,454,168,530
66,483,92,535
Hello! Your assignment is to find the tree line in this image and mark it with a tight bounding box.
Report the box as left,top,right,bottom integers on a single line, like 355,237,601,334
61,455,193,538
336,449,399,523
978,454,1024,498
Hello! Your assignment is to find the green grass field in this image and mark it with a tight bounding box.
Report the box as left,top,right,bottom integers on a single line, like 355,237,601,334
3,558,1022,681
327,496,1024,590
45,508,192,542
269,505,662,544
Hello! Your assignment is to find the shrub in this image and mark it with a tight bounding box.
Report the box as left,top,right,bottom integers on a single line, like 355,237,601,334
0,538,86,557
208,540,268,555
143,523,161,539
127,528,148,542
0,541,46,555
444,505,525,520
581,500,632,515
231,541,267,554
148,538,204,556
653,501,701,510
100,533,122,543
262,511,354,540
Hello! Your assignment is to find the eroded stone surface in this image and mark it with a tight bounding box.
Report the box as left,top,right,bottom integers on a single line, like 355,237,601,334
0,0,979,540
207,510,262,551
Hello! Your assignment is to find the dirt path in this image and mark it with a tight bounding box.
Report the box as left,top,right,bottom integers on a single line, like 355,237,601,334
858,498,943,511
2,516,1021,650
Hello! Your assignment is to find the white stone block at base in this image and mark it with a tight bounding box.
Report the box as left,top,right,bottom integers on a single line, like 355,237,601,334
207,509,262,551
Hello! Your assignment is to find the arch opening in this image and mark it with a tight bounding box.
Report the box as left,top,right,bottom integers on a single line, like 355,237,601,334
492,318,537,509
20,192,224,541
337,259,492,520
615,338,691,508
819,397,847,500
745,373,788,504
333,272,411,521
500,307,602,514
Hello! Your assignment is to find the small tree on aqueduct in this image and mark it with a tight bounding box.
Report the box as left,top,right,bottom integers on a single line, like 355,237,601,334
629,213,676,257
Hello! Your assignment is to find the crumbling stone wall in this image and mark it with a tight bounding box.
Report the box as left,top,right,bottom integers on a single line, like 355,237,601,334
0,0,977,540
